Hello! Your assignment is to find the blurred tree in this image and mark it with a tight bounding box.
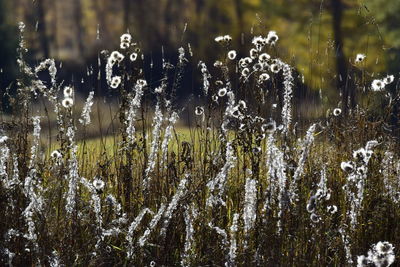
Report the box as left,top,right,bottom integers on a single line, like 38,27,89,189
0,0,18,109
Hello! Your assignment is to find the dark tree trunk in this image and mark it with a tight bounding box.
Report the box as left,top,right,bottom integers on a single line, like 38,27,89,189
331,0,355,114
73,0,84,60
37,0,50,58
123,0,131,32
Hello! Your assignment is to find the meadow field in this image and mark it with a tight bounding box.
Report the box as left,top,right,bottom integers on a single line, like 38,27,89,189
1,15,400,267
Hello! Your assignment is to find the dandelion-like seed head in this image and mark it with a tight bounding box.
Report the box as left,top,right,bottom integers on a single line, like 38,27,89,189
195,106,204,116
137,79,147,88
333,108,342,116
231,107,241,118
270,63,280,73
375,241,394,255
50,150,62,159
241,68,250,77
218,88,227,97
150,261,156,267
266,31,279,45
212,95,219,102
63,86,73,98
250,48,258,59
227,50,237,60
111,76,122,89
371,79,385,91
62,97,74,108
252,36,264,47
253,63,263,72
310,213,320,223
357,255,371,267
353,148,366,161
244,57,252,65
355,53,366,63
214,36,224,43
252,147,261,153
340,161,354,172
383,75,395,85
258,73,270,83
259,53,271,62
110,51,124,62
327,205,338,214
93,178,105,192
130,52,138,62
223,35,232,42
120,42,129,49
120,33,132,44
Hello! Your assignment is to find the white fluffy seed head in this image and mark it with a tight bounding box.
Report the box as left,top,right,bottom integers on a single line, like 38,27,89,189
63,86,73,98
371,79,385,91
62,97,74,108
355,53,366,63
111,76,122,89
227,50,237,60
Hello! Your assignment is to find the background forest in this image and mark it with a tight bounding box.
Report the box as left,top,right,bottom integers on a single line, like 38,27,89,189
1,0,400,116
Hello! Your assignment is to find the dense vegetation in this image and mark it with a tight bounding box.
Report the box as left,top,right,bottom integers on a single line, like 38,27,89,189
1,2,400,266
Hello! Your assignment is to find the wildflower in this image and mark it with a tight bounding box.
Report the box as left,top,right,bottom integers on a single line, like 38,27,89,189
50,150,62,159
110,76,122,89
333,108,342,116
327,205,338,214
341,161,354,172
252,147,261,153
195,106,204,116
250,48,258,59
212,95,219,102
63,86,73,98
227,50,237,60
270,63,280,73
239,123,246,131
353,148,366,161
130,52,138,62
241,68,250,77
383,75,395,85
259,73,270,82
266,31,279,45
120,33,132,44
218,88,227,97
355,53,366,63
92,178,105,192
62,97,74,108
371,79,385,91
259,53,271,62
